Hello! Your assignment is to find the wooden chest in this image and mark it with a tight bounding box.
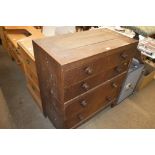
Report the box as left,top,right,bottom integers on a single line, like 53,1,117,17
32,28,138,128
1,26,43,71
0,26,44,111
18,36,44,111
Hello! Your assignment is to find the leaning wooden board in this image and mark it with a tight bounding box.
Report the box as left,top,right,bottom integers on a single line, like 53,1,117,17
33,28,139,128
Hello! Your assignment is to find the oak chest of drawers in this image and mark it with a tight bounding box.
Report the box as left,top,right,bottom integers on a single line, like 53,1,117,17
18,43,42,110
32,28,138,128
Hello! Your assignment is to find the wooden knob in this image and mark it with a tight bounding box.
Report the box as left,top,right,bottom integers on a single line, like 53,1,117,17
16,49,19,54
50,89,54,95
121,53,128,59
112,82,118,88
26,59,30,64
106,96,112,102
77,114,84,121
16,61,21,65
85,67,93,75
123,62,128,66
32,85,35,91
82,83,90,90
115,66,121,73
80,100,87,107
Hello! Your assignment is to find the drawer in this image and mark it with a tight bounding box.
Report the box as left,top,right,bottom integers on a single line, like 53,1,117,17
7,44,15,57
8,45,21,64
108,47,135,68
16,48,23,61
65,98,116,128
13,48,22,64
64,55,108,87
64,61,129,101
65,72,126,121
26,65,39,86
64,48,133,87
7,40,13,49
27,78,42,110
5,36,22,65
22,51,37,74
10,48,25,71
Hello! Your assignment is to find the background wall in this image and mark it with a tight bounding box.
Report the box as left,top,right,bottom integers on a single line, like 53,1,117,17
42,26,76,36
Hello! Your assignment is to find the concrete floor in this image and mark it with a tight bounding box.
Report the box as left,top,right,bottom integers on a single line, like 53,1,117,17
0,45,155,129
0,45,54,128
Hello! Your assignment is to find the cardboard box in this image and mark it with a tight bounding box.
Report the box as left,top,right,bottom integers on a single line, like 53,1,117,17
136,63,155,90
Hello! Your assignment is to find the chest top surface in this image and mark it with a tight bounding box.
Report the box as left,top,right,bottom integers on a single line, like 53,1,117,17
33,28,138,65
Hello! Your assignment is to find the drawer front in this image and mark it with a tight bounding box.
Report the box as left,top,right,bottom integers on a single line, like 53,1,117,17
64,48,133,87
16,48,23,61
64,62,129,101
5,36,22,65
7,44,16,58
26,65,39,86
8,45,21,64
65,99,116,128
108,47,135,68
22,51,37,74
65,72,126,124
7,40,16,56
64,56,108,87
27,78,42,110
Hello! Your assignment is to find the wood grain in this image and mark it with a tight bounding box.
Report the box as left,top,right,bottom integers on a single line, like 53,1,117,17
33,28,138,128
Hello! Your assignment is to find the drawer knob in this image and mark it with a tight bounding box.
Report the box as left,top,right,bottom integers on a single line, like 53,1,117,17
26,59,31,64
85,67,93,75
80,100,87,107
121,53,128,59
106,96,112,102
82,83,90,91
115,66,121,73
16,50,19,54
32,85,35,91
77,114,84,121
123,62,128,66
112,82,118,88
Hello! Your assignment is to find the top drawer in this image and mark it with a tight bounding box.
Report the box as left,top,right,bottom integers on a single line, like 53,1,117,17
108,47,136,68
64,47,135,87
21,48,37,74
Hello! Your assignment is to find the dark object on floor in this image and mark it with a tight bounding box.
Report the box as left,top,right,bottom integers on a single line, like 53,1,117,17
33,28,138,128
76,26,98,32
0,39,2,45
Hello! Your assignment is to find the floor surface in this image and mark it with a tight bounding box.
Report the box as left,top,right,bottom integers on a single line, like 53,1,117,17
0,45,155,129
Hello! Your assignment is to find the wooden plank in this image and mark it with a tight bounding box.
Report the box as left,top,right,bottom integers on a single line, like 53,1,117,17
34,28,138,65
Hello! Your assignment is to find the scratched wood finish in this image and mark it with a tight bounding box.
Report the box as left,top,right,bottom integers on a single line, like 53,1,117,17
64,62,130,101
65,72,126,118
33,29,138,128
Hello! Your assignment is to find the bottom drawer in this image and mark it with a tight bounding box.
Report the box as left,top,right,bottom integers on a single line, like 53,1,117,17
7,44,20,63
65,99,116,128
27,78,42,111
26,65,39,86
65,72,126,128
7,41,24,71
